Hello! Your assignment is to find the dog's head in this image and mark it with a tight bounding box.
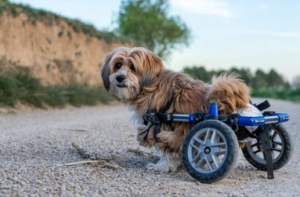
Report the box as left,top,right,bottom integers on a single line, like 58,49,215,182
101,47,163,101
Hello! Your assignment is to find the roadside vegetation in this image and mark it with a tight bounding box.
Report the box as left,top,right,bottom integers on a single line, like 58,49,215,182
183,66,300,102
0,64,114,108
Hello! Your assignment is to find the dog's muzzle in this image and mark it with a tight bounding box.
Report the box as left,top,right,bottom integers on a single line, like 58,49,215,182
116,75,126,88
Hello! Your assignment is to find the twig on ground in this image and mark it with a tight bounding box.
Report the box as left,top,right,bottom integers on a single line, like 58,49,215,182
69,129,88,132
71,142,94,159
57,160,103,167
100,160,123,170
127,147,160,158
57,142,122,169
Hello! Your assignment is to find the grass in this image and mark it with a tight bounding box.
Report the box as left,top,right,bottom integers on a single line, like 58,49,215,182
0,0,129,44
251,87,300,102
0,69,114,108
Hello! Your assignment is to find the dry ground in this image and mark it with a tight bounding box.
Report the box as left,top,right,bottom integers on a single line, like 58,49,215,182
0,98,299,197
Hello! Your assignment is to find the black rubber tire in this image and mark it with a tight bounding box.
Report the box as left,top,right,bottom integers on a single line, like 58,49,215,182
182,120,239,183
241,124,294,171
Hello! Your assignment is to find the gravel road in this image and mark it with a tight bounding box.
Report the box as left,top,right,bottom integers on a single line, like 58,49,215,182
0,98,299,197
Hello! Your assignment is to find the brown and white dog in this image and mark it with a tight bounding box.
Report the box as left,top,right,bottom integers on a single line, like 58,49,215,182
101,46,250,172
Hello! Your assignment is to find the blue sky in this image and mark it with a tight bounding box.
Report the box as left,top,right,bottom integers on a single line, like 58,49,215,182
10,0,300,82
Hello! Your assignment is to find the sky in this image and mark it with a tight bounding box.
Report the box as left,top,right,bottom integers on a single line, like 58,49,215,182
10,0,300,83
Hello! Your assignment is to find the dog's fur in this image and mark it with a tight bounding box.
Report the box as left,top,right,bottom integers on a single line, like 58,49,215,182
101,46,251,172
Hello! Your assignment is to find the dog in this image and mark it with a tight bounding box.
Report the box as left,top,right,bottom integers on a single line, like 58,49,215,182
101,46,250,172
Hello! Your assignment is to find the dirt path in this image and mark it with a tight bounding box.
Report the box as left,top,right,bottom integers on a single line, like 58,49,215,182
0,99,299,197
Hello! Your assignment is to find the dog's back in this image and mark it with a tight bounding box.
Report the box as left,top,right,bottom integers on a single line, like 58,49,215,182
206,73,250,114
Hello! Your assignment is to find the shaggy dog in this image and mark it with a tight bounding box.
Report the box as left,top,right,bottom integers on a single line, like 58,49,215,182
101,46,250,172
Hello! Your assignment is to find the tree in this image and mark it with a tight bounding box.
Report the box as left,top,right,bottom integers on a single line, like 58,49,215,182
183,66,211,82
116,0,191,59
252,69,268,88
267,69,286,87
293,75,300,88
228,67,252,86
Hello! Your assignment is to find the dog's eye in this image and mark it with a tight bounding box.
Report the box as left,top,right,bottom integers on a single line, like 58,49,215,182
115,63,122,69
130,64,135,71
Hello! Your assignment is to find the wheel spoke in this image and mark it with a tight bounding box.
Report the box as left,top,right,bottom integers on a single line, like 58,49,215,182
196,157,205,168
271,131,278,141
212,155,219,168
191,150,202,163
214,150,226,156
203,129,210,146
210,142,226,147
272,147,282,152
190,143,199,150
250,142,258,148
272,140,282,146
192,136,205,145
253,149,261,154
205,156,213,171
211,129,217,144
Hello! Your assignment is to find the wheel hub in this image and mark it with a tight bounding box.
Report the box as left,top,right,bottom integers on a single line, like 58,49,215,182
204,147,211,154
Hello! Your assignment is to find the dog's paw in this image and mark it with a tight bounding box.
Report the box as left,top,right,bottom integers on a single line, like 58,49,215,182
145,155,180,173
146,162,169,173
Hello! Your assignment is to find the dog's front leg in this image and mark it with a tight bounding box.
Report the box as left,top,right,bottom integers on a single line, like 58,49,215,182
133,116,182,172
140,129,182,172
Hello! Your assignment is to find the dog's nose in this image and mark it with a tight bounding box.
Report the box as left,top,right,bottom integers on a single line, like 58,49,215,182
116,75,126,83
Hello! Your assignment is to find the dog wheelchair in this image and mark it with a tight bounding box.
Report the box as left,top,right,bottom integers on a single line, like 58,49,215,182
142,100,293,183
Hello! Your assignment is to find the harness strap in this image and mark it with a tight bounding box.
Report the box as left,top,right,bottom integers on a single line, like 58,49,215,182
141,93,175,141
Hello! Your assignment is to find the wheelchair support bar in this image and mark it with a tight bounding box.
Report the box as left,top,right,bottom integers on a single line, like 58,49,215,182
257,125,275,179
150,113,289,126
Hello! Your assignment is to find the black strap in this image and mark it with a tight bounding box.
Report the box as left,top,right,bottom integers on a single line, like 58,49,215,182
139,123,155,141
256,100,271,111
141,93,175,141
140,113,161,140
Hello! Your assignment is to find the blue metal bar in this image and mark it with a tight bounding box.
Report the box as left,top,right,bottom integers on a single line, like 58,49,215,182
209,102,218,119
150,113,289,126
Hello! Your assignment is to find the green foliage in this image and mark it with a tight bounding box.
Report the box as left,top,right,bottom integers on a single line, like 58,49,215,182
0,70,114,108
0,71,20,107
251,87,300,102
116,0,191,59
183,65,298,101
183,66,214,82
0,0,123,43
183,65,288,88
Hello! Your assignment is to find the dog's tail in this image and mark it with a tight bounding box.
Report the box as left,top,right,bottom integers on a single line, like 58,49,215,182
206,72,250,114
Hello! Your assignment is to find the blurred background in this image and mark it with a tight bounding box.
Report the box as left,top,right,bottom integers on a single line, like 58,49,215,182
0,0,300,108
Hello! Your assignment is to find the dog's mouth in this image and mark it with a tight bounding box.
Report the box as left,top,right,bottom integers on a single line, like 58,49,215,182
117,84,127,88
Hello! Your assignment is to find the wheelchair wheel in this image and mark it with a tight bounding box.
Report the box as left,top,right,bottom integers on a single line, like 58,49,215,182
182,120,239,183
242,124,293,171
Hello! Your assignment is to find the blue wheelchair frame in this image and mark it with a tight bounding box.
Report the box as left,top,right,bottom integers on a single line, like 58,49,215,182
144,101,289,179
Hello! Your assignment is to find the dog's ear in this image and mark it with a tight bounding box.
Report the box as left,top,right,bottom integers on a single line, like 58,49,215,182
143,49,164,76
141,49,164,88
101,51,113,91
131,48,164,77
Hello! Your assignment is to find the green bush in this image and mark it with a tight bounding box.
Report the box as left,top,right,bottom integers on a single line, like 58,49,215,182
0,70,114,108
251,87,300,102
0,71,20,107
